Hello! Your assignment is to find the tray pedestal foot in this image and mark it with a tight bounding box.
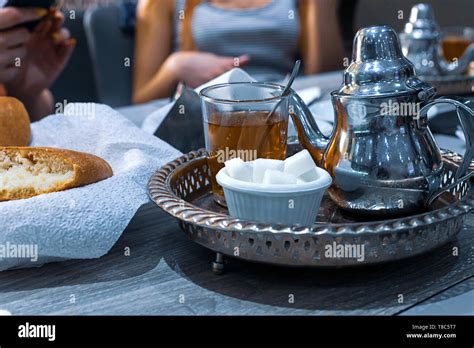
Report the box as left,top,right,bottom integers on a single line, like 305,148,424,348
212,252,225,275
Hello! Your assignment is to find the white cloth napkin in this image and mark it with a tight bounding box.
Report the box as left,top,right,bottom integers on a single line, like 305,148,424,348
0,103,180,271
141,68,327,137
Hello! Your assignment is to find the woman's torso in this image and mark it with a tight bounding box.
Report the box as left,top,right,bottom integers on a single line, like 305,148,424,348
173,0,300,82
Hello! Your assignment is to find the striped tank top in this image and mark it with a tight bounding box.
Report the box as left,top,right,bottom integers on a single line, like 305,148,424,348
174,0,300,82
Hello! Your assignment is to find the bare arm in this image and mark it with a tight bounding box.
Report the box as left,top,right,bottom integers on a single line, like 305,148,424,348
303,0,344,74
132,0,176,104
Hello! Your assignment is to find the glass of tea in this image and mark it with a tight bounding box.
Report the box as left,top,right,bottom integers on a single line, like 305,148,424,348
442,26,474,74
200,82,290,206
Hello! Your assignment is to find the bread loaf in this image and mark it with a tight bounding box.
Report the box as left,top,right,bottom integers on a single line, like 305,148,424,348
0,147,113,201
0,97,31,146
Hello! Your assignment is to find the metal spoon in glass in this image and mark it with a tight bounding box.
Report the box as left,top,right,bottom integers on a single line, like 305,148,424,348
256,60,301,153
266,59,301,121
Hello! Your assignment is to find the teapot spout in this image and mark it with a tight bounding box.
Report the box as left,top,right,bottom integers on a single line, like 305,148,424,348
437,43,474,75
290,92,331,165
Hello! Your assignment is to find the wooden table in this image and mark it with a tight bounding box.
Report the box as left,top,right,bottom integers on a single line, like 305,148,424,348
0,202,472,315
0,72,472,315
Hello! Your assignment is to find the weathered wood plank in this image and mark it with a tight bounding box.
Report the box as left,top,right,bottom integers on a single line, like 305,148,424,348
399,277,474,315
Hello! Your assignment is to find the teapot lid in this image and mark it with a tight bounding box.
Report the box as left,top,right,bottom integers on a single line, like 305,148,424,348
337,26,432,98
403,3,440,40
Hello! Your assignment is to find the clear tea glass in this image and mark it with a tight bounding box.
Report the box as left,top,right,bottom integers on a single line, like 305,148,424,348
442,26,474,74
200,82,290,206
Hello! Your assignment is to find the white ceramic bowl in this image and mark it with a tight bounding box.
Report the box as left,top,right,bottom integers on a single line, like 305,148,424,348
216,167,332,226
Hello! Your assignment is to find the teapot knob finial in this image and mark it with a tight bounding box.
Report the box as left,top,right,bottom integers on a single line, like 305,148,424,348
410,3,436,23
353,25,404,62
404,3,439,36
341,25,419,96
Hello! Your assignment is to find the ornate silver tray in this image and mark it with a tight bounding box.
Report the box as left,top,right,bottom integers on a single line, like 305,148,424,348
148,149,473,270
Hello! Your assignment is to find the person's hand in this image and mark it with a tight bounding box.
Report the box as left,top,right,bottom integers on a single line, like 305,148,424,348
165,51,250,88
0,7,48,84
5,9,75,101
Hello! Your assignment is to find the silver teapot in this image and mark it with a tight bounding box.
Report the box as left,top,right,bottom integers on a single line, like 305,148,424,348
400,3,474,76
291,26,474,216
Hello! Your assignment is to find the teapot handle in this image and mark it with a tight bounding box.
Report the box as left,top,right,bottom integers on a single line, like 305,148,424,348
418,97,474,203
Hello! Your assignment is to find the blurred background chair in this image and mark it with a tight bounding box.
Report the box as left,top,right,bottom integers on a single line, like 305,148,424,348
50,8,98,103
83,1,136,107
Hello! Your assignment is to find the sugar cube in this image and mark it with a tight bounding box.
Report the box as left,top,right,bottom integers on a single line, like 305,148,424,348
263,169,297,185
284,149,316,178
225,158,253,182
298,168,320,182
252,158,285,183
